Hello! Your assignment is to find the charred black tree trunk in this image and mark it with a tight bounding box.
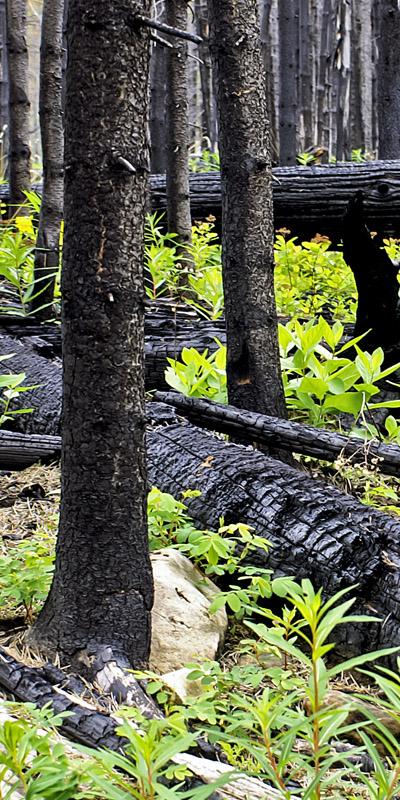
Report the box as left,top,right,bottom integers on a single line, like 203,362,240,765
149,39,166,175
28,0,154,670
278,0,298,165
207,0,287,420
377,0,400,159
165,0,193,271
30,0,64,317
342,191,399,360
0,0,9,164
5,0,30,210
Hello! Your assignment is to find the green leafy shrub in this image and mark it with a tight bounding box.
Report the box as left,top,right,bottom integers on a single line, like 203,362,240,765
0,353,36,427
164,317,400,432
189,148,220,173
164,341,226,402
0,531,55,621
0,192,60,317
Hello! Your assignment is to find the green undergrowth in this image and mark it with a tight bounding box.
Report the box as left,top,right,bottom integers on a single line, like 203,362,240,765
2,200,399,324
3,488,400,797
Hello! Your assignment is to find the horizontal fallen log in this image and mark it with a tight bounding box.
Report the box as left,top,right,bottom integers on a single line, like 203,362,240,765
154,392,400,477
0,310,225,434
0,430,61,469
0,646,126,751
2,160,400,240
146,419,400,666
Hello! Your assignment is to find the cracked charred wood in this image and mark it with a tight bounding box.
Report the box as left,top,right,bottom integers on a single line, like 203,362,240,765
154,393,400,477
0,333,62,435
342,191,400,360
146,420,400,666
152,161,400,242
0,313,226,434
0,646,127,751
0,429,61,469
2,160,400,241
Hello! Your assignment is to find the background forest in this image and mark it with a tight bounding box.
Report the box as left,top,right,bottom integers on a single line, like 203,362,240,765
0,0,397,172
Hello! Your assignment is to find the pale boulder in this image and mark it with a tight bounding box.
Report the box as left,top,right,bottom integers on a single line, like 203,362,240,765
150,548,228,674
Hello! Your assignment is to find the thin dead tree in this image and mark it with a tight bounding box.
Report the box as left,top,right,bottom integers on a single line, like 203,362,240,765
377,0,400,159
207,0,287,421
5,0,30,210
30,0,64,317
165,0,194,274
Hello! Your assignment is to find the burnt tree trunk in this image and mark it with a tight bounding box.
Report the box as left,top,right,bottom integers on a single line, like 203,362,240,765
30,0,64,317
149,15,167,175
278,0,298,165
0,0,9,162
207,0,287,420
377,0,400,159
165,0,193,271
342,190,399,359
28,0,154,670
5,0,30,210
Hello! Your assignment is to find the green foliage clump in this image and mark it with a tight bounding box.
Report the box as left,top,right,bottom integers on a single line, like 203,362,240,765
0,531,55,622
164,317,400,433
0,192,60,317
0,353,36,428
189,148,220,173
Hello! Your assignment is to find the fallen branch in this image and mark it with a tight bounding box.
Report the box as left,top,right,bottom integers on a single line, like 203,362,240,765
154,392,400,477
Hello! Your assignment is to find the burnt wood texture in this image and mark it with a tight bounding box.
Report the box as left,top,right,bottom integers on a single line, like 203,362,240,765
146,420,400,665
27,0,154,668
154,392,400,477
2,160,400,241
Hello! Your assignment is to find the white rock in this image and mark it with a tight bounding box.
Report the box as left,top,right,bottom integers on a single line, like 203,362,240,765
159,667,204,701
150,549,227,674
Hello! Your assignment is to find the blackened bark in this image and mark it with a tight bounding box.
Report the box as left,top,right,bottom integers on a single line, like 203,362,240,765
0,0,9,161
30,0,64,317
278,0,298,166
165,0,193,266
207,0,287,420
377,0,400,160
342,191,400,357
28,0,154,669
149,39,166,175
5,0,31,209
147,420,400,665
154,392,400,477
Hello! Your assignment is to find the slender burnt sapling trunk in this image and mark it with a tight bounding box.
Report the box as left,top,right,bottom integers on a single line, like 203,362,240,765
165,0,193,274
5,0,31,210
31,0,64,317
207,0,287,420
377,0,400,159
29,0,154,669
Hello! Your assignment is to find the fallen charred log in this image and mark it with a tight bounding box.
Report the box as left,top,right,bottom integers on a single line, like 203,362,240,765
2,160,400,241
151,161,400,241
0,312,225,434
0,646,126,751
147,419,400,665
0,429,61,469
154,392,400,477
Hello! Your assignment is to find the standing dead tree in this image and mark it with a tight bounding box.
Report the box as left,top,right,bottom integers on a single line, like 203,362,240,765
5,0,30,210
30,0,64,317
28,0,154,682
207,0,287,420
377,0,400,160
165,0,194,274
